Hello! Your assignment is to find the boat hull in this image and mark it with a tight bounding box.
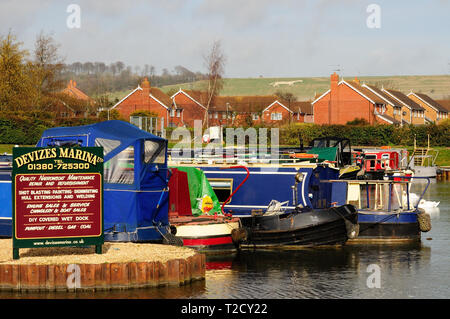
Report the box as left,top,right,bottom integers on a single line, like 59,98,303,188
238,204,358,248
411,166,437,178
350,211,421,243
170,216,241,254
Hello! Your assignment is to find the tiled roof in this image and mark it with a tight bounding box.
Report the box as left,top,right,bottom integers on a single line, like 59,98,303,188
61,80,92,101
344,80,385,104
213,95,282,113
409,92,448,113
150,87,172,107
435,99,450,112
287,101,313,114
362,84,402,107
383,89,425,111
376,113,400,125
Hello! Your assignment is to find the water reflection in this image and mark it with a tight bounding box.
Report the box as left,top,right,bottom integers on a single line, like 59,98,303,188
203,243,432,299
0,280,207,299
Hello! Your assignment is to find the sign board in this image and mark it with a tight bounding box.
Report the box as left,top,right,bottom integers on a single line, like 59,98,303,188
12,147,104,259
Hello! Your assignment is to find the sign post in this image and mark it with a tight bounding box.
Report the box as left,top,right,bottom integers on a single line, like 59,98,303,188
12,147,104,259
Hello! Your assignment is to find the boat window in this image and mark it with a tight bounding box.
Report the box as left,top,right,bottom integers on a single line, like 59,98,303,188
144,140,166,164
313,140,326,148
381,154,390,159
208,179,233,203
104,146,134,184
95,138,121,157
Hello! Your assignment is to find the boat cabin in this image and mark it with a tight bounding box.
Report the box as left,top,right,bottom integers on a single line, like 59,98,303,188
363,150,400,178
37,120,170,242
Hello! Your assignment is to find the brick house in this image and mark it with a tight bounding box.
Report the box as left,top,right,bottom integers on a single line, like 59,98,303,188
171,89,208,128
170,89,312,127
312,73,396,125
435,99,450,116
288,101,314,123
55,80,95,118
210,95,286,126
407,92,448,123
111,78,173,130
362,84,403,124
382,89,425,125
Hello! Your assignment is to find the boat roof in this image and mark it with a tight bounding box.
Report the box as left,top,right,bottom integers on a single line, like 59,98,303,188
38,120,166,162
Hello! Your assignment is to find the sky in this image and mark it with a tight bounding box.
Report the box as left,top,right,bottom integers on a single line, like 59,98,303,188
1,0,450,78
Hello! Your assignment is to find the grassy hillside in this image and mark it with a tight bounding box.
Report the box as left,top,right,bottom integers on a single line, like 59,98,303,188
158,75,450,101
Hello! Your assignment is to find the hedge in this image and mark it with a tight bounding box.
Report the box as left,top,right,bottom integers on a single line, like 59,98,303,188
280,123,450,147
1,112,449,147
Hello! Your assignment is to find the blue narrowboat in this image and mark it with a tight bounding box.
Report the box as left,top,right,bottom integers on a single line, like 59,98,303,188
322,177,432,242
169,153,430,243
0,120,172,242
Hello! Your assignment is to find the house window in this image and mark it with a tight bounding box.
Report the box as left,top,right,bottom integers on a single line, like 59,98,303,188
252,113,259,120
176,110,181,118
170,109,175,117
214,112,218,119
271,112,282,120
222,112,227,119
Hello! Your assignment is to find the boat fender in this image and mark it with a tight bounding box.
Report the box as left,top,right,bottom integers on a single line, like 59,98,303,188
417,209,432,232
331,206,359,239
163,232,184,246
231,228,247,244
345,219,360,239
155,223,184,246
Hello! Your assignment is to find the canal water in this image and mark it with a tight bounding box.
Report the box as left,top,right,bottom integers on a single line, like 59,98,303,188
2,180,449,299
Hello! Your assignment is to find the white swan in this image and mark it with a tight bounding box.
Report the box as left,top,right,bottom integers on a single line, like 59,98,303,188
402,191,440,214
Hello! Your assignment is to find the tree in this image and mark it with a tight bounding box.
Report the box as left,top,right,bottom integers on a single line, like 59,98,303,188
0,31,31,111
203,40,226,128
30,31,65,110
115,61,125,74
275,90,297,103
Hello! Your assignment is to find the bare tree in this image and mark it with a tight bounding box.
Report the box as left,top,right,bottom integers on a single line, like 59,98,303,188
203,40,226,128
32,31,65,109
115,61,125,74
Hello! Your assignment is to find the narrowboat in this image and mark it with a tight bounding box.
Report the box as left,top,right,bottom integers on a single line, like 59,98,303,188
168,156,360,248
321,176,432,243
36,120,172,242
280,137,362,180
238,204,358,249
167,167,241,254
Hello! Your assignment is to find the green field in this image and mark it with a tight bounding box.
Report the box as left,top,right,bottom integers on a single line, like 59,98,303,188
157,75,450,101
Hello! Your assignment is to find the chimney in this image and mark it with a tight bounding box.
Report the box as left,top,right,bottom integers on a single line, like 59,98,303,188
141,77,150,92
329,72,339,124
330,72,339,91
141,77,151,107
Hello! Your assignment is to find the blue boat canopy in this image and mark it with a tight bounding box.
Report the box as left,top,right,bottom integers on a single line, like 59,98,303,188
37,120,170,242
